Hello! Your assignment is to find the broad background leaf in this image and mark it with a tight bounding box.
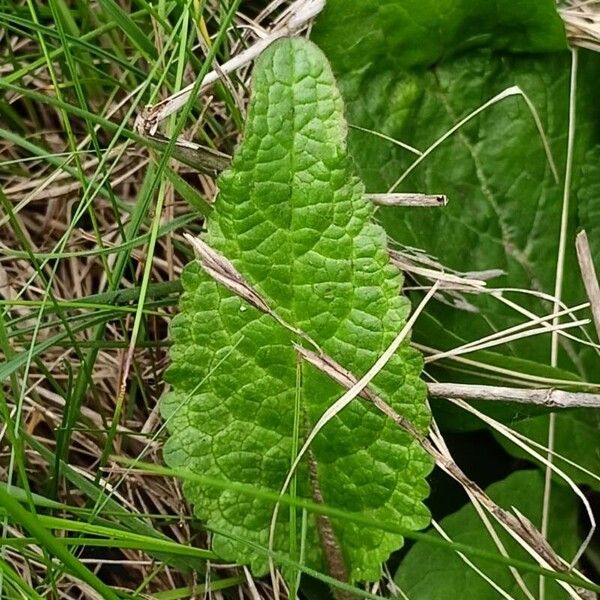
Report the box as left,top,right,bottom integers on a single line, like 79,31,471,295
496,410,600,491
394,470,581,599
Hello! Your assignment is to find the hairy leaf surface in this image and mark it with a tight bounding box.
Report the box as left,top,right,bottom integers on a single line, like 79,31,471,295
162,38,432,581
395,470,580,599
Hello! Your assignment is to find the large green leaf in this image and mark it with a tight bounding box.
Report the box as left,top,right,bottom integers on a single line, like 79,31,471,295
496,409,600,491
395,470,580,599
162,38,433,582
312,1,600,379
314,0,567,72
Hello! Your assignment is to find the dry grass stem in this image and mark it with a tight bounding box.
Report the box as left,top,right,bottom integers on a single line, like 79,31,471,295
425,301,591,363
417,342,600,389
450,398,596,578
184,233,271,314
184,233,320,351
560,1,600,52
425,317,589,363
575,229,600,340
429,422,535,600
490,291,600,353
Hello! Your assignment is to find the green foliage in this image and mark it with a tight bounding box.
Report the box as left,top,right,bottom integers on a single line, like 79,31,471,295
311,2,599,591
162,38,433,581
496,409,600,491
313,0,567,72
4,0,599,595
312,0,600,378
394,470,580,599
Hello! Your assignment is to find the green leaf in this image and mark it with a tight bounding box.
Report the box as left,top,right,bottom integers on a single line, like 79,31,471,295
312,1,600,378
578,145,600,275
496,409,600,491
313,0,567,74
162,38,433,582
395,470,580,600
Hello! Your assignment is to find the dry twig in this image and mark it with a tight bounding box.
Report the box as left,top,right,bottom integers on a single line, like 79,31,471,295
366,193,447,207
560,1,600,53
427,382,600,409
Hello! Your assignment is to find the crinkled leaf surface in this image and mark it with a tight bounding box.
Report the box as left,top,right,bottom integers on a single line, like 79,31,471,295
395,470,580,600
162,38,432,581
312,1,600,379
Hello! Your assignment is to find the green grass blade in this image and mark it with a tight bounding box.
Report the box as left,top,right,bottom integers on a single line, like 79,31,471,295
0,485,121,600
96,0,157,59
